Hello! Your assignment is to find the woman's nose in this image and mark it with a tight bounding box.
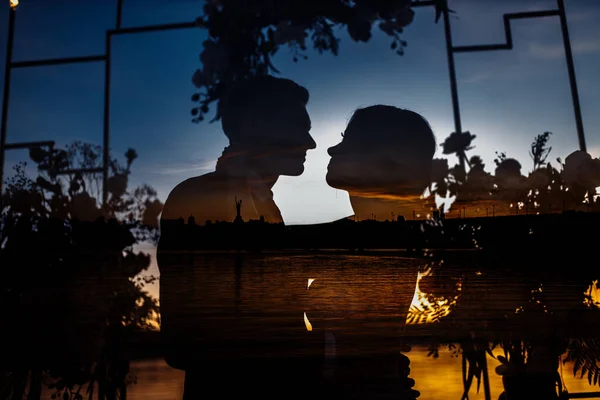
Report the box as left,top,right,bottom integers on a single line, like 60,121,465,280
327,144,340,157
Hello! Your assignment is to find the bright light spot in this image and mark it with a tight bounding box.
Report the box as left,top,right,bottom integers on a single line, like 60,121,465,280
421,186,431,199
307,278,315,289
435,192,456,213
407,268,458,325
303,312,312,331
584,280,600,308
9,0,18,10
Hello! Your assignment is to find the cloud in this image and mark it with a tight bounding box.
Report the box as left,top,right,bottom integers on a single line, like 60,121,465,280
461,71,492,84
155,159,216,175
529,39,600,59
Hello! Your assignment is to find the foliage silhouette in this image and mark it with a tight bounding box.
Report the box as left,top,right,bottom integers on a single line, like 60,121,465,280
418,257,600,398
1,142,162,400
431,130,600,216
190,0,454,122
530,131,552,171
440,131,476,180
409,126,600,397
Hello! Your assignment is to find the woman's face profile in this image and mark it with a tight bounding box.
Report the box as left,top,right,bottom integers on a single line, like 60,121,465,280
325,107,435,197
326,130,372,191
326,128,404,194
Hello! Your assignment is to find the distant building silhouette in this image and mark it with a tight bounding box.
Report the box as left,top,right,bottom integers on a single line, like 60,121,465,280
187,215,196,225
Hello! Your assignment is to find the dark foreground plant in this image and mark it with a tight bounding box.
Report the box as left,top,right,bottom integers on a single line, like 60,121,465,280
0,142,162,400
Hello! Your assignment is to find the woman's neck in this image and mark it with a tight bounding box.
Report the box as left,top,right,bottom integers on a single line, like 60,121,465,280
348,192,432,221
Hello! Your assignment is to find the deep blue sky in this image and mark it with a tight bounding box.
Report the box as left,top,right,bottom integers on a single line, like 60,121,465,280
1,0,600,224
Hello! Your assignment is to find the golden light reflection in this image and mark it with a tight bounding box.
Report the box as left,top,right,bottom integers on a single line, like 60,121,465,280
407,268,457,325
303,312,312,331
307,278,315,289
584,280,600,308
9,0,18,10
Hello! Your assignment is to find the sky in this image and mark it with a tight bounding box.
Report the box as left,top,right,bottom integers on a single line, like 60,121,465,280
1,0,600,226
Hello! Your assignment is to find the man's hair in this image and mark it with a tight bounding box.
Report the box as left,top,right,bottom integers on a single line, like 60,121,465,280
218,76,309,143
346,105,436,158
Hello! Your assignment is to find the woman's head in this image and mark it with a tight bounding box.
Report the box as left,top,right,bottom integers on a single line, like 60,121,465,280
326,105,436,197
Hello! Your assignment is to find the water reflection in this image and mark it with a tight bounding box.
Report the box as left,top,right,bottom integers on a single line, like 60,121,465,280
36,346,597,400
4,142,600,399
155,252,600,399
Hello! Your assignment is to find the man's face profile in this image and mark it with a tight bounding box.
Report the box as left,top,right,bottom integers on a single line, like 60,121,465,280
244,98,315,177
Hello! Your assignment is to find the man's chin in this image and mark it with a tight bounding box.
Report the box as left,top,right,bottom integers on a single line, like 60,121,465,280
280,165,305,177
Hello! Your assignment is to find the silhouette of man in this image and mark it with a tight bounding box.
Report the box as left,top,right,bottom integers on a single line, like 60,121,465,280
326,105,436,221
159,76,315,227
157,76,317,399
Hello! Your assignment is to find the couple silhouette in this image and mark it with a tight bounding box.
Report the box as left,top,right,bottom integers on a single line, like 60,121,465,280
159,75,436,226
158,76,432,399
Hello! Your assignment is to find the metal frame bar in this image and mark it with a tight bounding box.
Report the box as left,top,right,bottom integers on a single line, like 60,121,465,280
11,55,107,68
0,0,200,204
102,30,112,206
409,4,587,400
412,0,586,156
56,167,103,176
557,0,586,152
4,140,54,150
0,7,16,200
0,0,588,202
452,10,560,53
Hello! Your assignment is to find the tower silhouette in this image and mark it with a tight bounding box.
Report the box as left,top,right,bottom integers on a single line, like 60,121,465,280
234,197,243,224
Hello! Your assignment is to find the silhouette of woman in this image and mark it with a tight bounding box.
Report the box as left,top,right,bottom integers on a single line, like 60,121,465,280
326,105,437,221
317,105,435,397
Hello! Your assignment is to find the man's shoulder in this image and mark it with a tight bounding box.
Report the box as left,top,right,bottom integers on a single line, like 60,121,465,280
170,172,222,192
164,172,232,203
160,172,248,222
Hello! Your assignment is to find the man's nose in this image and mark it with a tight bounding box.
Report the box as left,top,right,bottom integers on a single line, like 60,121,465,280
305,133,317,150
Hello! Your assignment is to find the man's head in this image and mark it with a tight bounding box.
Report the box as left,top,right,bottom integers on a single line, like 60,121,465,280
219,76,316,176
326,105,436,196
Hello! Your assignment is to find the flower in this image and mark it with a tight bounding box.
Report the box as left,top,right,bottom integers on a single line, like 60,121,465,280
562,150,600,188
